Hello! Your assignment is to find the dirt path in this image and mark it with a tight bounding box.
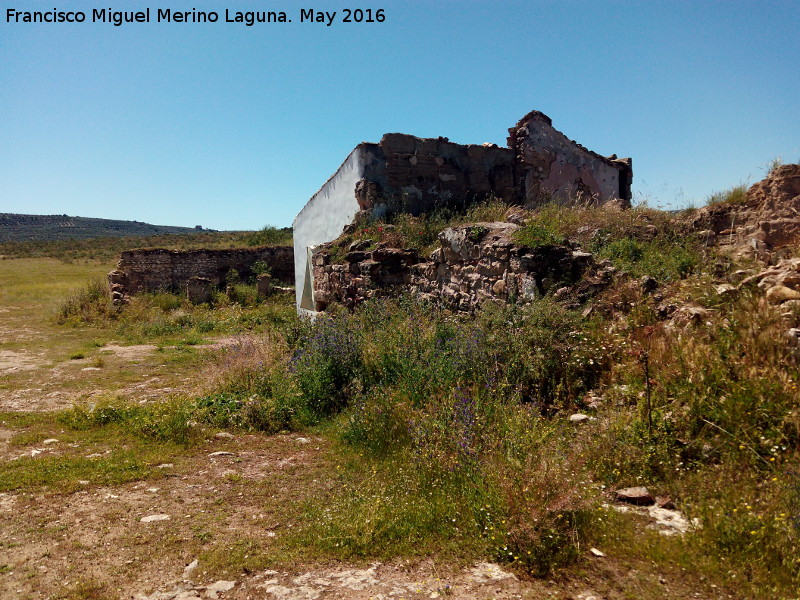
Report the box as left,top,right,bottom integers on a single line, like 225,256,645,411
1,433,334,599
0,259,204,413
0,305,241,413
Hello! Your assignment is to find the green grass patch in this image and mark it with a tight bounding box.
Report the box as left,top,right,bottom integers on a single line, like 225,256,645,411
0,448,167,493
0,402,198,492
198,537,273,578
325,197,510,261
59,397,200,445
514,203,704,281
53,278,297,345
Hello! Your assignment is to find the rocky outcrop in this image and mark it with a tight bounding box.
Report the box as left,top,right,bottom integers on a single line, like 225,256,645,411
311,221,614,313
109,246,293,303
690,164,800,261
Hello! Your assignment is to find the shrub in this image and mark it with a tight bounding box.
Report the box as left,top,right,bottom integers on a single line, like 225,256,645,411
290,313,365,421
342,388,413,456
246,225,293,247
478,300,609,408
225,283,258,306
59,397,198,445
54,278,116,325
251,260,271,277
199,335,305,431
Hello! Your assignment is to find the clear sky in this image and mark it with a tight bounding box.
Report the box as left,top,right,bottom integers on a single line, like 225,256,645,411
1,1,798,230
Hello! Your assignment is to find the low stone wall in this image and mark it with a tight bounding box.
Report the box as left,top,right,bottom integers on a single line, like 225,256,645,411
108,246,293,302
311,222,613,312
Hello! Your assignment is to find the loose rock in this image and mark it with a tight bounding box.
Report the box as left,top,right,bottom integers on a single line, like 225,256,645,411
206,580,236,598
140,514,171,523
568,413,592,423
614,486,655,506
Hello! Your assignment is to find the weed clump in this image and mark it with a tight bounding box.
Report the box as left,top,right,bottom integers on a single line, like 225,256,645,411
515,203,703,281
55,278,117,325
59,397,199,445
222,296,610,573
706,184,749,206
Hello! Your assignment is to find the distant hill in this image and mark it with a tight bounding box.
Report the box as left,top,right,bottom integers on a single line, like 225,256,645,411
0,213,212,242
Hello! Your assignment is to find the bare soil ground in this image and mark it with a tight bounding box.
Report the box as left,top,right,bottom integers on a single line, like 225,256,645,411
0,259,240,413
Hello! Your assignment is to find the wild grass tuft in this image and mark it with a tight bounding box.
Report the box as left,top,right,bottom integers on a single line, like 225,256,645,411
515,203,703,281
706,184,749,206
59,397,200,445
55,278,117,325
54,281,297,344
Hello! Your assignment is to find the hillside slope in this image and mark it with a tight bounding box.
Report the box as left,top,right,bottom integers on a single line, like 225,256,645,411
0,213,208,242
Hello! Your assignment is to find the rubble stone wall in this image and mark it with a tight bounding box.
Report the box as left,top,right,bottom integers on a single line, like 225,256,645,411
109,246,294,300
311,222,612,313
690,163,800,261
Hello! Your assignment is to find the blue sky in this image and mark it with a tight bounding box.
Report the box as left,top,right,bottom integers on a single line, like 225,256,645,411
1,1,798,230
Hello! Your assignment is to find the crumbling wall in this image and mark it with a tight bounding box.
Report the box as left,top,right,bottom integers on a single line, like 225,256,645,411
360,134,515,215
354,112,632,217
108,246,293,302
311,222,612,313
295,109,631,314
508,111,633,207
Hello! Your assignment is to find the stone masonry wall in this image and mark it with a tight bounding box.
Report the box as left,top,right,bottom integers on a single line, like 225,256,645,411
356,135,516,216
295,109,631,314
108,246,294,301
311,222,612,313
349,111,632,220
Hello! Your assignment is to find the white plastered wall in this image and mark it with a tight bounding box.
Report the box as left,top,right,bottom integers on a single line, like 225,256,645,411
292,147,366,314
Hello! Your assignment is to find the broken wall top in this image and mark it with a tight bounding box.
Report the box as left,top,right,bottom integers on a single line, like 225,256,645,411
355,132,516,215
507,110,632,170
508,110,633,206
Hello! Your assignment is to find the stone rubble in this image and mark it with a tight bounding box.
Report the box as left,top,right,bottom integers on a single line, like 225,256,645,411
140,514,171,523
132,562,535,600
614,486,655,506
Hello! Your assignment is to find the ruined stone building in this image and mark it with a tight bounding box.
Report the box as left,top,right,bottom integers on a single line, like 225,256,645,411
108,246,293,303
293,110,632,313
